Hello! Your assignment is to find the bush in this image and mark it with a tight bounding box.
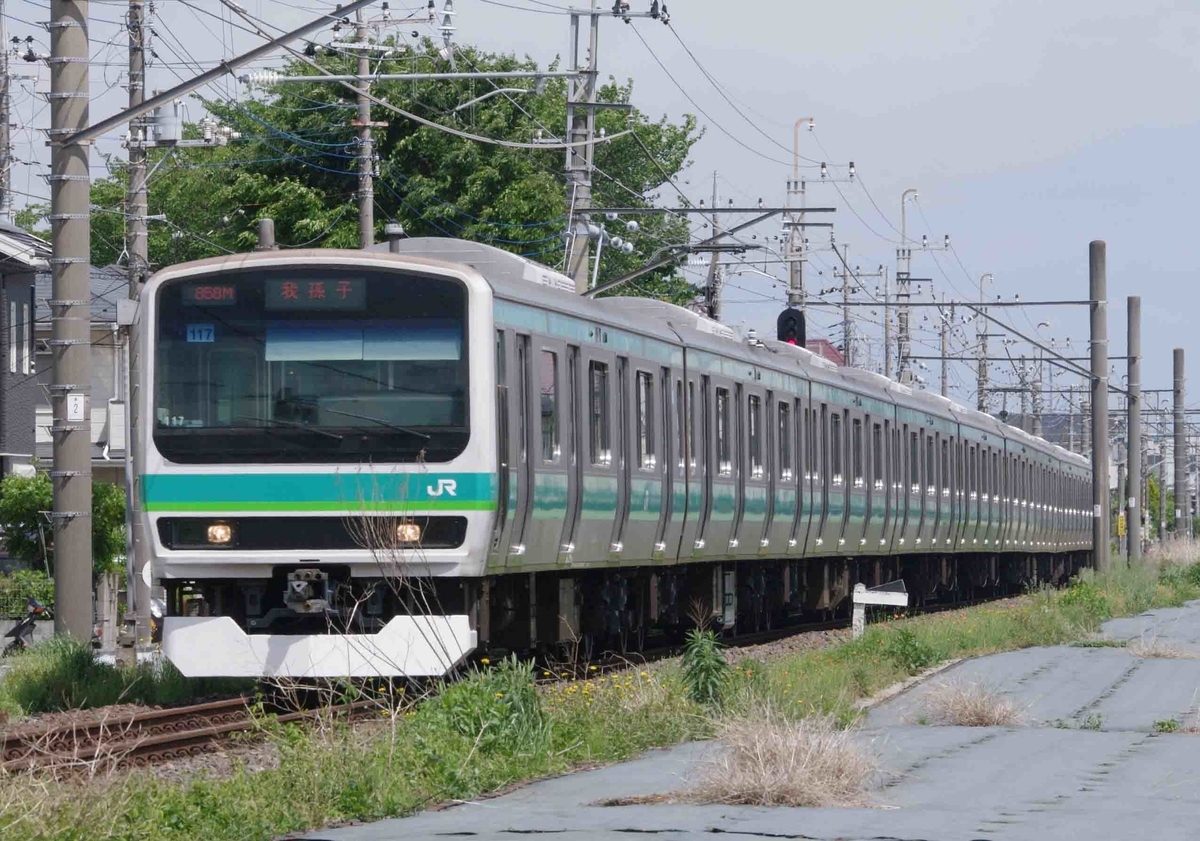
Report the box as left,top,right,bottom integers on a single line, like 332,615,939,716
884,628,939,674
416,656,544,754
681,629,729,707
1059,577,1111,620
0,569,54,618
0,636,252,715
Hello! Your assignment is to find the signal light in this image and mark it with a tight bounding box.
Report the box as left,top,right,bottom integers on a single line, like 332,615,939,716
776,307,806,347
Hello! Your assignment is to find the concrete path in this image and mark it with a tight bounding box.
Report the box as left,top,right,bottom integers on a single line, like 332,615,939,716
301,602,1200,841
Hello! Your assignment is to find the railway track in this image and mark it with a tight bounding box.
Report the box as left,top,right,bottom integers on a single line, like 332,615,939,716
1,696,374,773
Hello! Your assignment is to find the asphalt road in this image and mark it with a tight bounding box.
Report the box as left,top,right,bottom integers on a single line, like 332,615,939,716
301,601,1200,841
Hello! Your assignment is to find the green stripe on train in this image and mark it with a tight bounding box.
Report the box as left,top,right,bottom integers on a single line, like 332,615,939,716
141,472,497,513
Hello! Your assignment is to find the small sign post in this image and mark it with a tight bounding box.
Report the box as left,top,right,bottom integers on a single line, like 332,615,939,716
852,580,909,639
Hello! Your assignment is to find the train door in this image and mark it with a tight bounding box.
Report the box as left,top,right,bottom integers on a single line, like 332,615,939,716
865,419,886,550
618,364,667,561
523,340,570,566
814,405,844,552
937,433,952,548
791,395,812,555
696,377,738,558
841,411,868,552
737,387,769,556
570,346,619,566
899,425,916,551
495,332,536,568
658,370,687,562
557,345,584,563
769,396,798,554
609,357,633,558
678,373,705,557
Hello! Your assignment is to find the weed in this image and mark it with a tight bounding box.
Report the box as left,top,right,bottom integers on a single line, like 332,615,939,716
884,628,939,674
681,629,729,708
1059,577,1111,621
1126,636,1198,660
921,680,1024,727
687,706,879,807
1070,638,1127,648
1080,714,1103,731
1154,718,1180,733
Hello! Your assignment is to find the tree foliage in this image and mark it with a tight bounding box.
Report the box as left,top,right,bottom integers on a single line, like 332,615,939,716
0,473,127,575
88,40,702,304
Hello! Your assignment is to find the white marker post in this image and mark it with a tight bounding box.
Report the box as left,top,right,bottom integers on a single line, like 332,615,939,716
852,580,910,639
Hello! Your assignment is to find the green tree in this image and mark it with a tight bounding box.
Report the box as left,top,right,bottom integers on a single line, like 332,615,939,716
0,473,127,574
89,41,702,304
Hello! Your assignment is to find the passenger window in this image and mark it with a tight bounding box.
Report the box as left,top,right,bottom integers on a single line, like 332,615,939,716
830,412,843,485
816,405,826,483
636,371,655,470
540,350,559,463
851,418,863,488
748,395,764,479
588,361,610,466
688,381,697,473
675,380,685,476
941,438,950,497
925,435,936,496
517,337,530,465
716,387,732,476
909,431,919,492
779,402,792,481
872,423,884,491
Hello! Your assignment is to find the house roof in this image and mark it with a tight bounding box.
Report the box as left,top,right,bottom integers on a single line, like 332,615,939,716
0,223,50,271
35,264,128,325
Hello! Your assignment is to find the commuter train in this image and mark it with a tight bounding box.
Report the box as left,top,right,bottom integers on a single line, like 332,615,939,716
133,238,1093,678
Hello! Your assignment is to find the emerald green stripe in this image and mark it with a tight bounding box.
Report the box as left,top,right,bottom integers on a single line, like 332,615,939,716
144,500,495,513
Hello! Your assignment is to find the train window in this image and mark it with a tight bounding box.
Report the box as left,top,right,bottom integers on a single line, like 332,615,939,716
688,381,698,474
968,445,977,501
795,400,805,481
891,426,900,492
941,438,950,497
636,371,655,470
909,431,919,492
830,412,843,485
925,434,935,497
567,347,579,466
779,402,792,481
496,331,506,380
517,337,530,465
992,452,1000,500
716,387,732,476
540,350,559,463
8,300,14,374
851,418,863,488
872,423,883,491
675,380,685,476
980,449,988,502
818,405,828,484
748,395,764,479
588,361,611,466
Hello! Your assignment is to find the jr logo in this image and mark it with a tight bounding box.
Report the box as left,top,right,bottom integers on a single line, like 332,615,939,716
427,478,458,498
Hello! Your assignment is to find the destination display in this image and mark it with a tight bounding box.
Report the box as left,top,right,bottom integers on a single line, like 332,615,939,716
264,278,367,311
181,283,237,306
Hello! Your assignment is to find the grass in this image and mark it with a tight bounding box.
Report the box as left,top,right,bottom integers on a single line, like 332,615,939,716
1154,718,1180,733
1125,636,1198,659
0,637,252,718
919,680,1025,727
3,558,1200,841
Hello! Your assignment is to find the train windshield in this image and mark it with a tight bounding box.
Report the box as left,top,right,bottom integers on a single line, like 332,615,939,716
153,267,469,464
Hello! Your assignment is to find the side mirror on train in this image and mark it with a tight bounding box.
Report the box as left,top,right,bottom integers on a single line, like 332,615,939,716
777,307,805,347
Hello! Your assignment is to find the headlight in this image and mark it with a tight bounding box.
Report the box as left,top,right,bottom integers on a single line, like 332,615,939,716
206,523,234,545
396,522,422,543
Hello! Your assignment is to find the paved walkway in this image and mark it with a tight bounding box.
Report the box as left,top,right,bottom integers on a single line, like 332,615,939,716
302,602,1200,841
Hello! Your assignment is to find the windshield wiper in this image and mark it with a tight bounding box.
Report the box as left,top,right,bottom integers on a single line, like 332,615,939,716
320,407,431,440
234,415,344,441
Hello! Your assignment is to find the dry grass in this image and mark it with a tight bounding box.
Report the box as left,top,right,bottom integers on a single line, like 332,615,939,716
685,708,879,807
1126,635,1200,660
920,680,1025,727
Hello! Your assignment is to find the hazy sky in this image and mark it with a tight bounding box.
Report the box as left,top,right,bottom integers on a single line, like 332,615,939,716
5,0,1196,413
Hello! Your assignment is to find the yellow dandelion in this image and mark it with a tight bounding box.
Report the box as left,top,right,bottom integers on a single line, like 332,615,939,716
494,691,505,698
480,657,491,665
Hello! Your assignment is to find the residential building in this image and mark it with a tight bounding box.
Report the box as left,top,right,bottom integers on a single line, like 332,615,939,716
0,223,51,477
35,264,129,485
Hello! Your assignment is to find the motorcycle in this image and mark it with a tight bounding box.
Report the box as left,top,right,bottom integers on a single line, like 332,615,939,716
3,597,52,657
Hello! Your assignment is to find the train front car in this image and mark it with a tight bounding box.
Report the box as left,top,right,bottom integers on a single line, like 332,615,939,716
134,251,494,678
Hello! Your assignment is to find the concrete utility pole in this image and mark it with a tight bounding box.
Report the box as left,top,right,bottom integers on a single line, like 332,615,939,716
939,296,949,397
896,188,917,383
126,0,151,646
977,273,992,412
565,1,599,291
49,0,93,639
355,8,374,248
1127,296,1141,562
0,0,11,223
1090,241,1110,572
883,267,891,377
1175,347,1187,540
840,244,852,367
786,117,813,310
704,173,723,322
